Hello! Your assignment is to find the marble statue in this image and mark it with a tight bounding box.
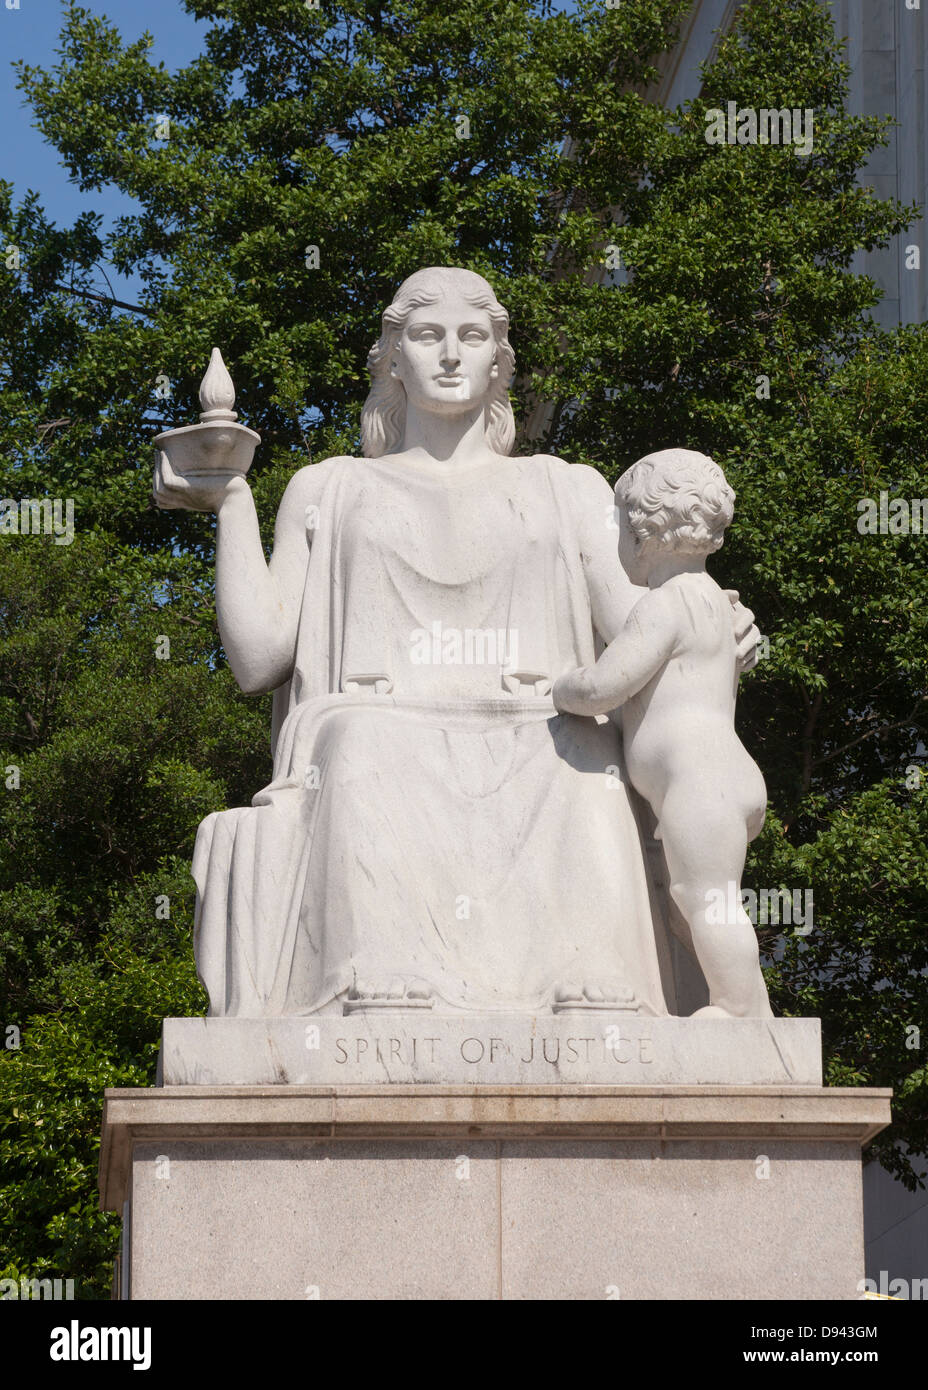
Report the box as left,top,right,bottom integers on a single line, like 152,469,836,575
553,450,772,1018
152,267,765,1020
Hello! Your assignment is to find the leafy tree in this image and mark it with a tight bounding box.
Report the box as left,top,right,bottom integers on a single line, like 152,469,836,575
0,533,261,1293
1,0,925,1294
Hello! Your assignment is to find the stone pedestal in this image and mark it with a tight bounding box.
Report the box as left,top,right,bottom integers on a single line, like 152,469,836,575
159,1014,824,1087
99,1080,890,1300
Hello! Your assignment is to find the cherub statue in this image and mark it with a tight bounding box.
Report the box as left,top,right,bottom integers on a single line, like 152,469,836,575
553,449,772,1019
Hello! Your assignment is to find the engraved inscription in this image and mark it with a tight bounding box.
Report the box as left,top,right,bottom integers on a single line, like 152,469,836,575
331,1031,655,1069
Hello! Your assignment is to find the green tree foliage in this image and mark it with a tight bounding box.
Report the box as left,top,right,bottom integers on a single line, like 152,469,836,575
1,0,925,1293
0,534,263,1293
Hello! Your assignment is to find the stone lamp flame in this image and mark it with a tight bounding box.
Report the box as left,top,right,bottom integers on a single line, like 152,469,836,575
153,344,258,478
198,347,237,422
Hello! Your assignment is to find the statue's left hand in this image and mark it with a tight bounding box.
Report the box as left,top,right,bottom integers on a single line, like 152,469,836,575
724,590,761,673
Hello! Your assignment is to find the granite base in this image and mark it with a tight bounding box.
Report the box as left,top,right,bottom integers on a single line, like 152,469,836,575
99,1083,890,1300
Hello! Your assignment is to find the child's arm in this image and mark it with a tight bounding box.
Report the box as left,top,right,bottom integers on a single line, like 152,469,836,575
553,588,680,716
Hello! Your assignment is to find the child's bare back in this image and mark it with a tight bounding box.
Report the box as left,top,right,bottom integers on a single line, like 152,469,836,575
553,447,772,1018
622,573,764,831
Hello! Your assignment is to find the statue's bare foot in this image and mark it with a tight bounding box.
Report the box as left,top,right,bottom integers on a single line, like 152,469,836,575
552,980,639,1014
344,976,434,1014
691,1001,775,1019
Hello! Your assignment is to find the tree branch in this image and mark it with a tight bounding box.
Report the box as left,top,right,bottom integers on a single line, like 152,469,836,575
800,687,823,795
811,698,927,769
49,282,154,316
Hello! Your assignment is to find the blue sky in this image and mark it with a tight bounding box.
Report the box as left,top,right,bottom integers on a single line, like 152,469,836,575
2,0,580,299
1,0,208,291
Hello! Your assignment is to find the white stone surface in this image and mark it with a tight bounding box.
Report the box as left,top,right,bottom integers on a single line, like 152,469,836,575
126,1135,864,1300
152,269,767,1025
554,450,772,1019
99,1082,890,1300
159,1015,822,1087
153,350,259,479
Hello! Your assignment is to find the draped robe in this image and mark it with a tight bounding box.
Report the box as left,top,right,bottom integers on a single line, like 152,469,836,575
192,453,671,1017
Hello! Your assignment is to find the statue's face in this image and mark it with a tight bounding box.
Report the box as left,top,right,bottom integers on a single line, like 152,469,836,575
391,295,499,415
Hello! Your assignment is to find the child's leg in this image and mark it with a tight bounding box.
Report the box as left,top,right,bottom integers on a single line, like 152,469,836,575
658,792,773,1018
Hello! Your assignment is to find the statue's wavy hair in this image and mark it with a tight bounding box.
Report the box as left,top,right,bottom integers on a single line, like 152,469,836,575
361,267,516,457
616,449,735,555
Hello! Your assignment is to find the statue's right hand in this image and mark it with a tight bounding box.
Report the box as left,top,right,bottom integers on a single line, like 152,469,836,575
152,451,248,513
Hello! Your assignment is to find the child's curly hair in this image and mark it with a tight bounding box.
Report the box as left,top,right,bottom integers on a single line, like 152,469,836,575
615,448,735,556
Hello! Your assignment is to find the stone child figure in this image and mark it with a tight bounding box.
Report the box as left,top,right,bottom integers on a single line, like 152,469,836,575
553,449,772,1019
